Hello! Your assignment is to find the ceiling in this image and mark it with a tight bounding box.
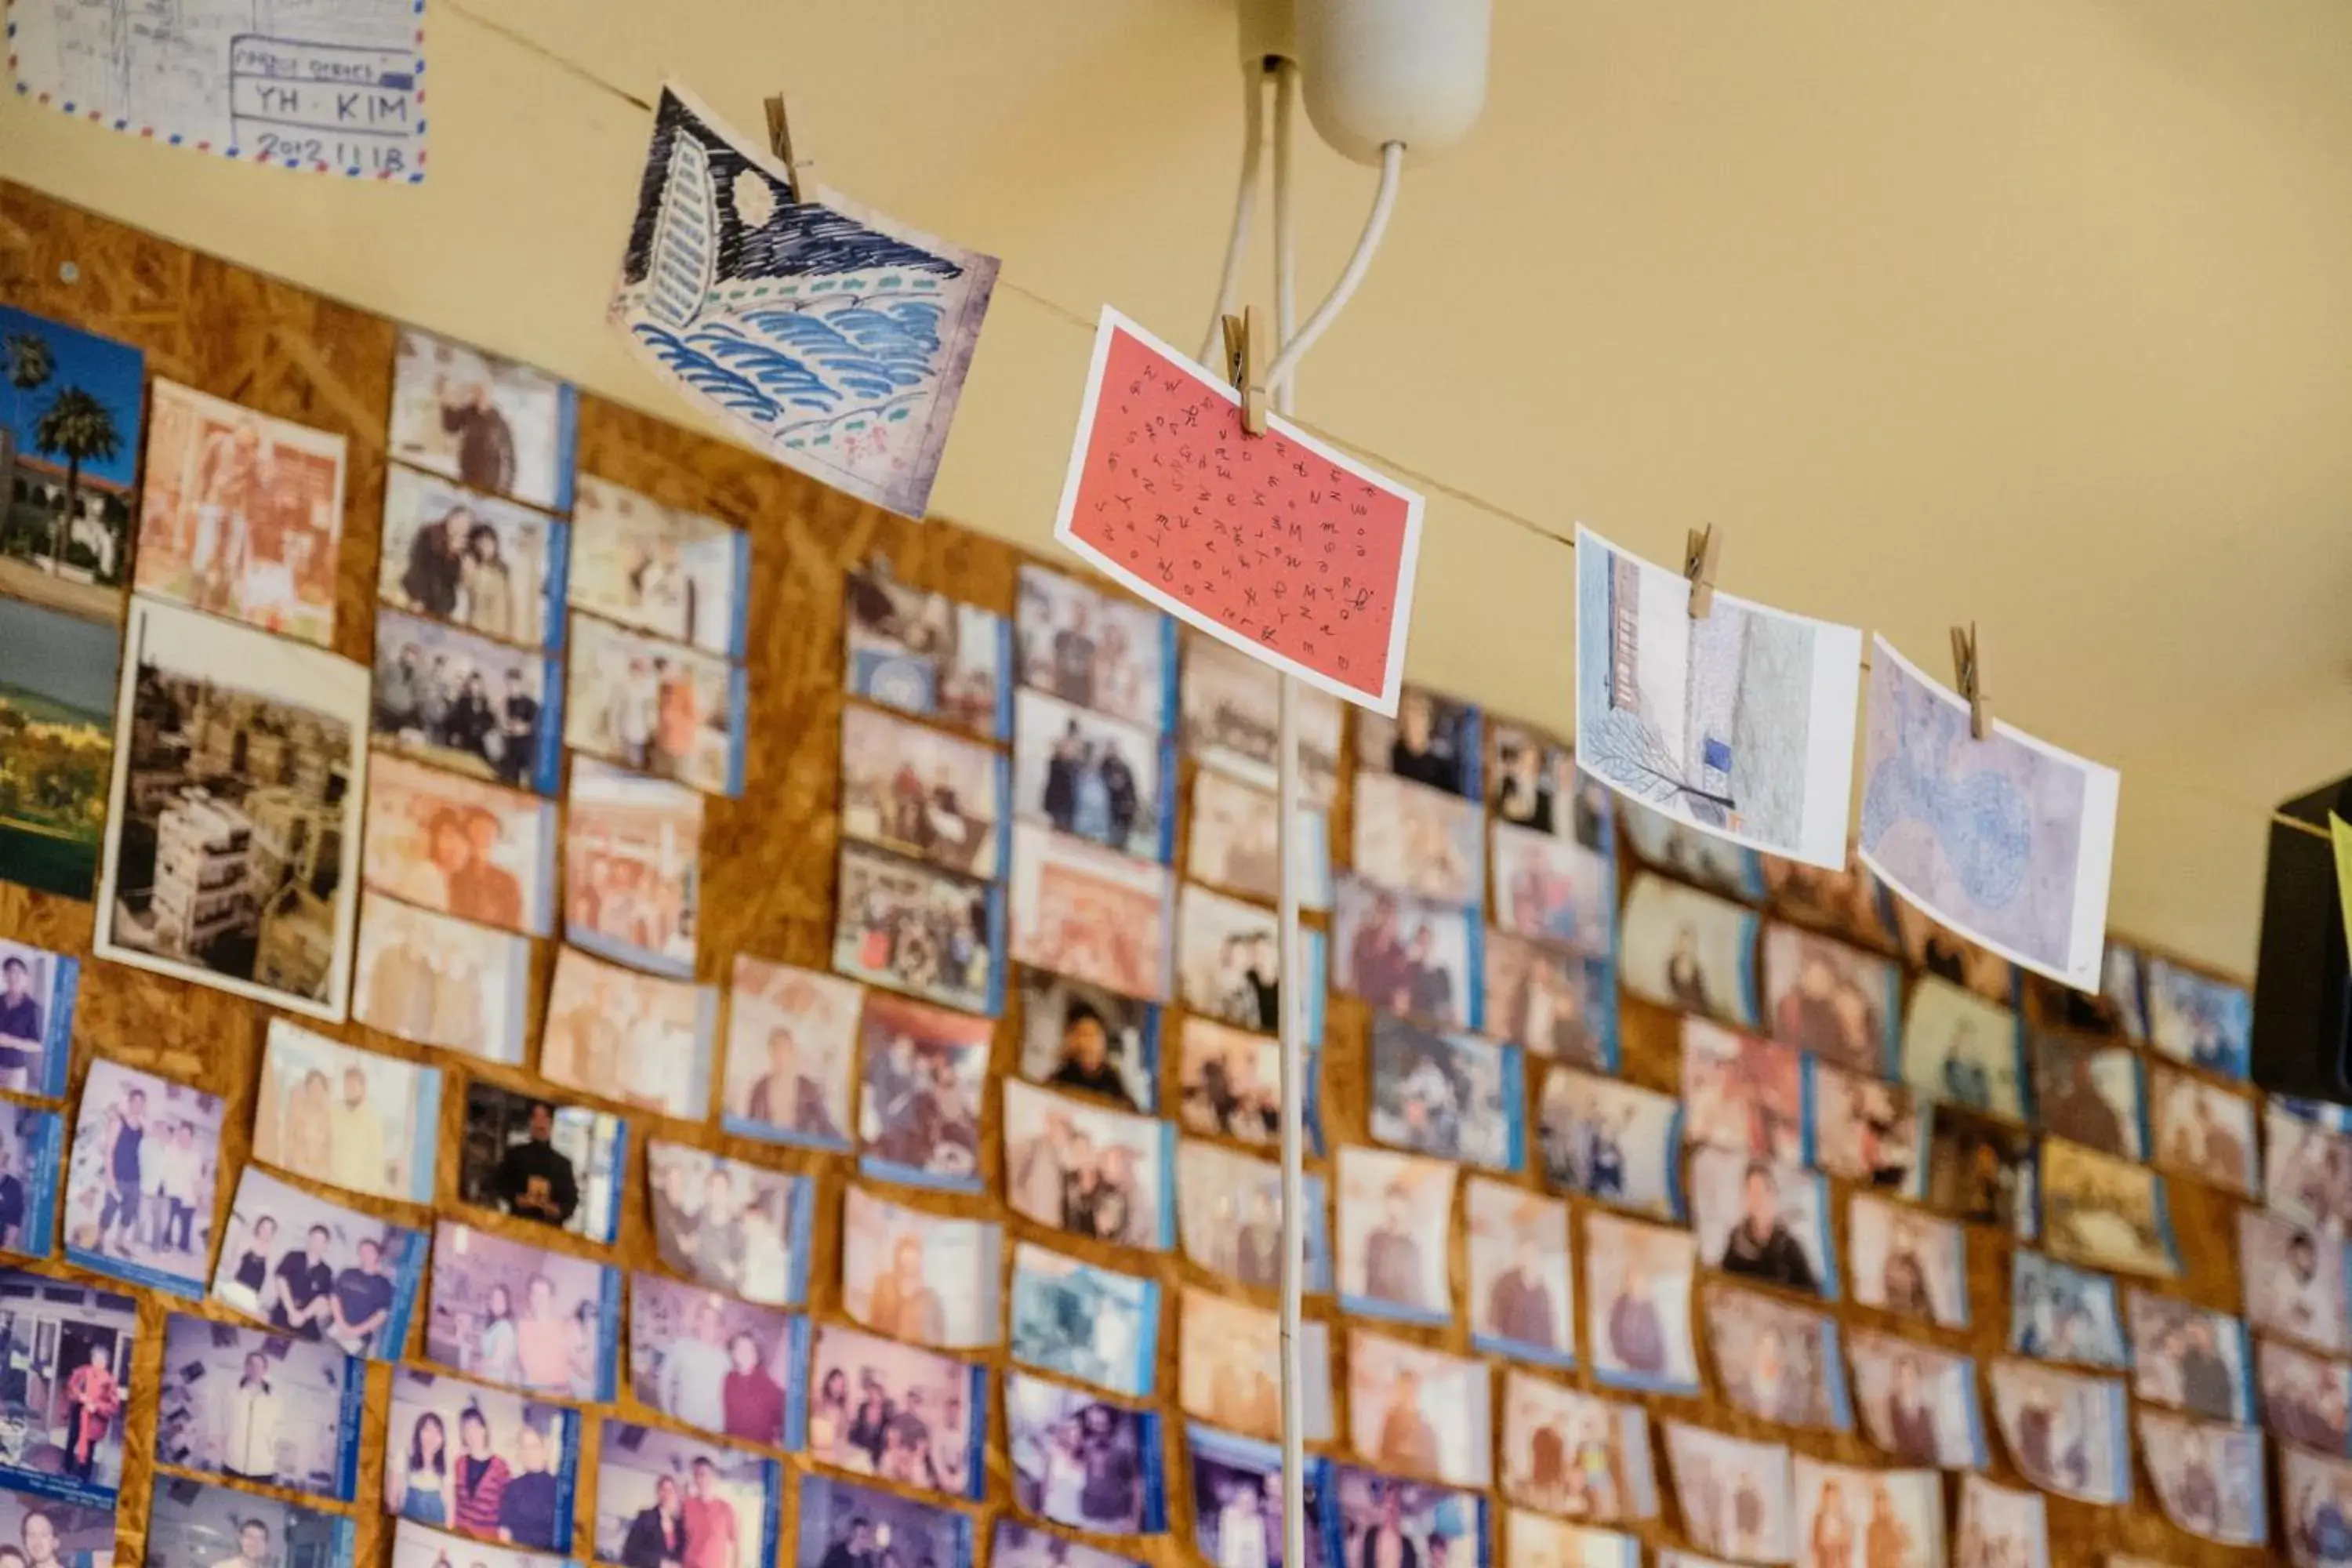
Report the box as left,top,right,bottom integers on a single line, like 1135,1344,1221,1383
8,0,2350,975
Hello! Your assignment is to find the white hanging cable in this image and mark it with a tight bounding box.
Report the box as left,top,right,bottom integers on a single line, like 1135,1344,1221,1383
1198,64,1269,364
1265,136,1404,400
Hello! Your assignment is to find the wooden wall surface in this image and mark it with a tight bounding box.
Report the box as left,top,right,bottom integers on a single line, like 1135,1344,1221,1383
0,180,2267,1568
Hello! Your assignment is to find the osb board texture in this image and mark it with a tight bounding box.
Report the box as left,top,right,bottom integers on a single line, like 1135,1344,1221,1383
0,181,2264,1568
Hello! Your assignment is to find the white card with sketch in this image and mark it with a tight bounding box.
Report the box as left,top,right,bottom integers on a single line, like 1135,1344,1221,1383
1573,525,1860,869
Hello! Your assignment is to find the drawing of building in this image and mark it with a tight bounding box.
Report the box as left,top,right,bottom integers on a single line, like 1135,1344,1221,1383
149,789,257,958
643,134,717,330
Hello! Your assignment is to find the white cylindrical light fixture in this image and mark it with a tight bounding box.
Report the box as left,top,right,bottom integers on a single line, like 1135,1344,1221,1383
1294,0,1490,164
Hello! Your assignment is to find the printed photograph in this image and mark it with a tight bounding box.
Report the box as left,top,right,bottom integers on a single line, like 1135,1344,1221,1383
1574,524,1861,867
1924,1105,2038,1238
858,993,991,1193
564,757,702,975
1352,771,1483,909
390,1519,553,1568
362,752,556,938
0,941,73,1098
2038,1136,2179,1278
626,1274,802,1447
372,609,559,793
1177,1015,1316,1151
378,466,562,648
1659,1422,1792,1566
1178,629,1341,804
1178,881,1316,1036
1490,720,1612,852
998,1522,1143,1568
1483,932,1616,1070
591,1420,782,1568
381,1368,579,1550
354,891,532,1062
1845,1193,1968,1327
1004,1080,1173,1251
1702,1284,1849,1431
64,1058,223,1298
2008,1250,2126,1367
1889,903,2013,1004
2287,1446,2352,1568
1177,1288,1334,1444
2267,1098,2352,1236
0,1268,134,1506
0,598,118,902
389,327,576,514
1175,1139,1331,1294
157,1313,365,1497
457,1082,626,1245
1336,1144,1455,1325
840,1186,1000,1351
209,1166,425,1358
1619,800,1766,902
2259,1336,2351,1454
2147,1065,2255,1195
148,1477,352,1568
1490,822,1613,958
1681,1018,1809,1167
136,379,345,646
839,840,1006,1018
1348,1331,1491,1489
1499,1373,1656,1523
646,1140,811,1308
1788,1460,1942,1568
1012,688,1168,863
1986,1358,2129,1504
539,944,718,1120
793,1473,973,1568
253,1018,439,1204
841,705,1007,880
2125,1288,2252,1425
0,305,142,623
1953,1475,2045,1568
2138,1410,2266,1547
1617,873,1759,1026
1188,1428,1334,1568
1690,1148,1834,1298
1330,1467,1486,1568
800,1323,982,1499
94,597,368,1018
1504,1510,1636,1568
1186,768,1332,912
1760,922,1896,1073
1536,1066,1681,1220
721,955,862,1151
844,564,1009,739
1465,1178,1573,1368
1813,1064,1925,1195
1847,1329,1986,1469
2027,1032,2143,1160
1370,1016,1523,1172
2240,1210,2350,1355
1900,975,2026,1121
1009,1243,1160,1399
1016,564,1172,735
1007,824,1170,1004
1582,1211,1700,1396
1357,685,1482,800
1761,851,1895,950
2143,956,2251,1080
568,612,746,797
1020,969,1157,1112
0,1106,60,1258
1005,1371,1166,1534
426,1221,619,1400
1332,876,1475,1030
569,474,747,658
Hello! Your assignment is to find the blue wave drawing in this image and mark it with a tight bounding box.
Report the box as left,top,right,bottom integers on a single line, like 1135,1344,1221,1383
630,296,946,443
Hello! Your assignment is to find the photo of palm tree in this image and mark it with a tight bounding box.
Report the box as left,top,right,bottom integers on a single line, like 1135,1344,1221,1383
0,306,144,624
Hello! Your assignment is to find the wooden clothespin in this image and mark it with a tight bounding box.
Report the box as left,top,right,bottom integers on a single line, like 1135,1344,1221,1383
1950,622,1992,739
762,94,813,198
1221,306,1269,436
1683,524,1722,619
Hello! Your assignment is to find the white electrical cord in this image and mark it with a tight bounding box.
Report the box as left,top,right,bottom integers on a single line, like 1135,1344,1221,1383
1265,135,1403,399
1197,65,1269,365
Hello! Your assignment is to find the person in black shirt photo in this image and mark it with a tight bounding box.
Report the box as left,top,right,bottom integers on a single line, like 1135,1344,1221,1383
1716,1162,1820,1294
270,1224,336,1339
332,1236,398,1356
0,956,44,1070
491,1102,581,1229
1385,691,1462,797
1046,1003,1129,1105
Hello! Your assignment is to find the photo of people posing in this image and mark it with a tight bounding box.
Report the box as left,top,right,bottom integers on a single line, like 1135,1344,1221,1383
799,1323,984,1499
2028,1032,2145,1160
2267,1098,2352,1237
1845,1194,1968,1327
1021,971,1158,1113
0,941,74,1099
1986,1358,2130,1504
2262,1334,2352,1454
1536,1068,1681,1221
378,466,562,648
1812,1065,1926,1196
1177,1016,1319,1152
2138,1410,2266,1547
840,1186,1000,1351
1900,976,2027,1121
1175,1140,1331,1294
1348,1331,1491,1489
457,1083,626,1244
2143,956,2252,1081
1178,882,1319,1038
254,1019,441,1205
1333,877,1475,1032
1581,1212,1699,1397
842,705,1009,880
2242,1210,2351,1354
563,757,704,975
1359,686,1482,800
1789,1459,1943,1568
567,612,746,797
1490,822,1613,957
837,840,1005,1016
2148,1065,2255,1195
2125,1289,2252,1425
1370,1018,1522,1172
156,1313,366,1499
1012,689,1170,863
1336,1145,1455,1326
1924,1105,2038,1239
1680,1018,1810,1167
1504,1506,1639,1568
1178,1289,1333,1444
1178,630,1341,804
353,891,535,1062
372,608,561,793
1661,1424,1791,1566
1890,905,2015,1005
382,1369,579,1552
426,1222,619,1401
1014,564,1173,735
793,1473,973,1568
1186,769,1332,912
1483,932,1617,1070
209,1167,426,1359
2008,1251,2126,1367
1004,1080,1174,1251
1004,1372,1166,1535
996,1522,1142,1568
1760,922,1897,1074
147,1477,354,1568
1499,1374,1657,1524
1619,801,1766,901
569,474,749,659
1009,1244,1160,1400
1352,771,1484,909
64,1058,223,1299
858,994,992,1193
1331,1467,1486,1568
1489,720,1611,851
1761,849,1896,950
593,1420,781,1568
390,328,575,514
1465,1178,1573,1369
2038,1136,2180,1279
1690,1149,1835,1299
720,956,862,1152
1953,1476,2045,1568
1702,1285,1850,1432
539,944,719,1121
1846,1330,1987,1469
363,753,557,938
1189,1428,1334,1568
1616,873,1760,1027
628,1275,804,1447
646,1141,811,1309
0,1270,135,1503
844,564,1010,740
0,1106,60,1259
1005,823,1171,1004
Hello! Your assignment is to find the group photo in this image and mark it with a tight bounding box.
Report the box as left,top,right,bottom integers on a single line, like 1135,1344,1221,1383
62,1059,224,1299
382,1370,579,1552
209,1166,426,1359
424,1222,620,1402
591,1421,781,1568
371,609,560,794
720,956,862,1152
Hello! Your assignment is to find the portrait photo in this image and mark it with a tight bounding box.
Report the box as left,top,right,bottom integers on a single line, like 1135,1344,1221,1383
563,757,703,975
721,955,862,1152
64,1058,223,1298
2027,1032,2143,1160
566,612,746,797
2147,1065,2255,1196
1370,1017,1521,1172
136,379,345,647
456,1082,626,1245
1357,684,1481,800
1004,1080,1174,1252
798,1323,983,1500
0,1270,135,1504
1332,875,1475,1032
209,1166,426,1359
568,474,748,659
997,1522,1142,1568
626,1274,803,1448
2007,1250,2125,1368
93,598,369,1018
1490,822,1613,958
2260,1335,2352,1454
148,1477,351,1568
362,753,556,938
1899,976,2025,1121
2267,1098,2352,1237
1581,1211,1699,1396
539,944,718,1120
2137,1410,2265,1547
840,1186,1001,1351
2038,1136,2178,1279
1330,1467,1485,1568
389,327,576,514
1178,630,1341,804
842,703,1008,880
371,608,561,794
2143,956,2250,1080
381,1369,579,1551
1188,1428,1334,1568
1176,1016,1315,1151
1178,880,1319,1037
844,564,1010,739
426,1222,619,1402
1352,771,1484,910
646,1140,811,1309
1844,1194,1967,1327
1483,931,1616,1070
857,992,992,1192
1019,969,1159,1113
1348,1331,1491,1489
1701,1284,1849,1431
353,891,533,1063
1690,1149,1834,1299
1005,1371,1166,1535
1536,1066,1679,1221
1760,922,1896,1074
590,1420,782,1568
1891,903,2015,1005
1489,719,1611,852
2125,1288,2252,1425
1924,1105,2037,1238
1499,1373,1656,1524
1618,801,1766,901
378,466,562,648
2242,1209,2350,1354
1007,823,1171,1004
2288,1446,2352,1568
156,1313,365,1499
1009,1243,1160,1399
1011,688,1170,862
1680,1018,1809,1167
0,941,74,1098
1760,851,1895,950
1986,1358,2129,1504
1788,1460,1942,1568
1617,873,1760,1028
1177,1288,1333,1445
1176,1139,1331,1294
1336,1144,1454,1325
253,1018,440,1205
1015,564,1173,735
1953,1475,2045,1568
1504,1510,1637,1568
1846,1329,1987,1469
1661,1423,1791,1566
1186,768,1332,912
1812,1064,1925,1196
1465,1178,1573,1369
793,1473,973,1568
